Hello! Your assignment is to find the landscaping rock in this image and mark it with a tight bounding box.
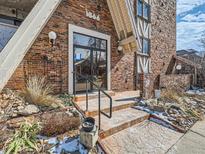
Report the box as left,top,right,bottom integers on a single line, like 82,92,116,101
135,90,205,131
18,105,40,116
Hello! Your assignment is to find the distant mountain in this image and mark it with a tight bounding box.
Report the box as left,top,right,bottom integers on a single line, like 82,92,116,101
177,0,205,52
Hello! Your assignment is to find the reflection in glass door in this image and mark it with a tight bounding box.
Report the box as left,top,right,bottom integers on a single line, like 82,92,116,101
74,47,92,92
92,50,107,90
73,33,107,93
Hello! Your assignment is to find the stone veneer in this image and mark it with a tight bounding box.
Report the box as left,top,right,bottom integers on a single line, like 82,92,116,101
146,0,176,97
160,74,193,91
5,0,176,97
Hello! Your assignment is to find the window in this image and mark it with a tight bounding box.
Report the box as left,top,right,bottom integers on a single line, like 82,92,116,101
137,0,151,22
137,0,143,17
143,3,150,20
142,38,150,54
137,0,151,55
0,16,21,52
74,33,107,50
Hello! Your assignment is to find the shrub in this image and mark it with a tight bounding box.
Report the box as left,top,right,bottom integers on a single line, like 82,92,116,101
59,93,74,106
4,122,41,154
21,76,64,108
40,111,80,136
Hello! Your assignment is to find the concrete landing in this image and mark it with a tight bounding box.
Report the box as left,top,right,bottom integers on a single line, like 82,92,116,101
101,121,183,154
167,119,205,154
95,108,149,138
74,91,115,102
167,131,205,154
76,91,140,116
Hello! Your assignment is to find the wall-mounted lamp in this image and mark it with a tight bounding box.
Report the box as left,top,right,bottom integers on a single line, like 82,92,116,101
48,31,57,47
117,45,123,55
176,64,182,71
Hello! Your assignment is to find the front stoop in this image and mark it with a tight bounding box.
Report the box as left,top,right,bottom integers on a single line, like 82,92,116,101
74,91,151,150
96,108,149,139
75,91,140,117
85,102,135,117
74,91,115,102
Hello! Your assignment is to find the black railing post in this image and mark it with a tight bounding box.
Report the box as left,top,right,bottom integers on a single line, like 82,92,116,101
74,71,76,96
86,79,88,111
73,71,112,131
98,89,101,130
110,98,112,118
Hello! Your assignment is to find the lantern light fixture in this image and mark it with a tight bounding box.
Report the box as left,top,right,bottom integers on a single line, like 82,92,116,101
48,31,57,47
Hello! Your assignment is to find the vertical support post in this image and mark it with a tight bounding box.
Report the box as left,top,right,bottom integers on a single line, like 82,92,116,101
140,73,145,98
194,67,197,85
86,79,88,111
98,89,101,130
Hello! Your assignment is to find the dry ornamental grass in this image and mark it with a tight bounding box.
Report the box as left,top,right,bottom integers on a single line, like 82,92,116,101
21,76,64,108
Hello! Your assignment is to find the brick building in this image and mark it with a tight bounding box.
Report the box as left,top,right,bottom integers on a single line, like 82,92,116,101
0,0,176,98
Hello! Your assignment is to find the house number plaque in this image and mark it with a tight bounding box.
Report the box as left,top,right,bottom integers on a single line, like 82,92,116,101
85,9,100,21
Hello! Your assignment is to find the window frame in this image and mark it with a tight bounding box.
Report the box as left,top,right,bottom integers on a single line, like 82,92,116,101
0,15,22,26
140,37,150,55
136,0,151,55
137,0,151,23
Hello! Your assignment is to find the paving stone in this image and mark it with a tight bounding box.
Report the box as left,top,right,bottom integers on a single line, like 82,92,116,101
101,121,183,154
167,131,205,154
191,119,205,137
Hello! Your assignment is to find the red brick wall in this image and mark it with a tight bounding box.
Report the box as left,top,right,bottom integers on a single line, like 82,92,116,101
6,0,136,93
5,0,176,97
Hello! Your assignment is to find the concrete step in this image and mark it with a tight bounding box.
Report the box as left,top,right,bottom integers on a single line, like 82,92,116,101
75,91,140,117
94,108,149,139
74,91,115,102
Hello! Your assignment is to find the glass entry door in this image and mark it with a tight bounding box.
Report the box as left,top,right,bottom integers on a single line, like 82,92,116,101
73,33,107,93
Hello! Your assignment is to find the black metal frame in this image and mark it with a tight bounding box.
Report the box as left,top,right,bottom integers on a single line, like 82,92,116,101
73,71,112,130
73,32,108,93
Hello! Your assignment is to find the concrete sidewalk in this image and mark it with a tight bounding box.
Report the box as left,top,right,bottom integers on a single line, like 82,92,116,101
167,120,205,154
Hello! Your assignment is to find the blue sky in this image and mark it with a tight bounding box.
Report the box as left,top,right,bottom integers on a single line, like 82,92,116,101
177,0,205,51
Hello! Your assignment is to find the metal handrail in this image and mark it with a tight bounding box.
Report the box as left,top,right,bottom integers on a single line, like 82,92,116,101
73,71,112,130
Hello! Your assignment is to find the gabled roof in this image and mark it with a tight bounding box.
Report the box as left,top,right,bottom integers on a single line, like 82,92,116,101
174,55,202,69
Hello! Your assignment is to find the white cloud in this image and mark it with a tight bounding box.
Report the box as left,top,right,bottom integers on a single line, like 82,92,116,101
177,22,205,50
177,0,205,51
182,13,205,22
177,0,205,15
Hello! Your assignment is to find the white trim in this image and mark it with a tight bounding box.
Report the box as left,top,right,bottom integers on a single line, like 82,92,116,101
125,0,142,51
68,24,111,94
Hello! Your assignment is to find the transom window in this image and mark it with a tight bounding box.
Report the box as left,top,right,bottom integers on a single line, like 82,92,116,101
74,33,107,50
136,0,151,55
